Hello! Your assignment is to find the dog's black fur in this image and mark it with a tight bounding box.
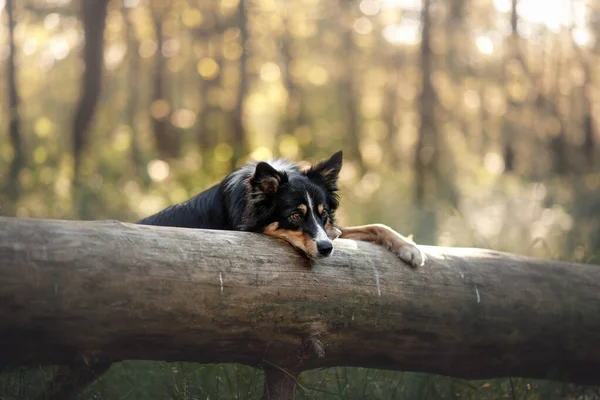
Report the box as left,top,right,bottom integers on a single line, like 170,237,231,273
138,150,425,264
138,151,344,259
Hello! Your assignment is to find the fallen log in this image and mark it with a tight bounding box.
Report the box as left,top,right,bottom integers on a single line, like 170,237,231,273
1,216,599,388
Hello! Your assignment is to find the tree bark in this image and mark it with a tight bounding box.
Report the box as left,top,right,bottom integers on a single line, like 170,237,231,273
1,216,600,386
5,0,24,213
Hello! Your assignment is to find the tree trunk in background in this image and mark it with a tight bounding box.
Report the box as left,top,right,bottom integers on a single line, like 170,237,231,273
583,110,594,167
339,7,364,173
231,0,249,169
71,0,109,219
279,15,305,148
382,50,402,168
413,0,438,246
550,41,567,174
414,0,436,204
196,39,211,152
197,36,223,162
446,0,467,71
572,38,595,168
5,0,24,215
124,6,148,185
72,0,109,185
151,11,180,159
502,0,521,173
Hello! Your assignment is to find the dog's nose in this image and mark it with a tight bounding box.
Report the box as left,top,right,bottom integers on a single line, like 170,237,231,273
317,241,333,257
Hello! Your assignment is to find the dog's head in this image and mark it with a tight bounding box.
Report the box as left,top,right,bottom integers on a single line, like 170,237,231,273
248,151,343,259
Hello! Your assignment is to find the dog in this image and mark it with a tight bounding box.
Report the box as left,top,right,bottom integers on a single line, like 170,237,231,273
138,150,424,267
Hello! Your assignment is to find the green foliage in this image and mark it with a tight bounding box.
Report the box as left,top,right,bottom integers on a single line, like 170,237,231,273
3,364,594,400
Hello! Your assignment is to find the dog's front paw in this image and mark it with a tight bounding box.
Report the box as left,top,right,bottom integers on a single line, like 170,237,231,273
395,242,425,268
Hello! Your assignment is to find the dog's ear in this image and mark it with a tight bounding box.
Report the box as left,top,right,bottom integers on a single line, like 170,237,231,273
304,151,343,191
251,162,281,195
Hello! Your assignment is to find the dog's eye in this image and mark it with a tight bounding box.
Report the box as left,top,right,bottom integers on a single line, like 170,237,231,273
290,212,302,222
322,210,329,219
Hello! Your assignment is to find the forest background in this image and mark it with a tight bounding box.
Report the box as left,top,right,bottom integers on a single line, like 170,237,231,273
1,0,599,398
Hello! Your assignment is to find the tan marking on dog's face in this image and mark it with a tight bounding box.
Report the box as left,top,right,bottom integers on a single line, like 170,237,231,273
263,222,319,258
264,222,280,234
317,204,324,215
298,204,307,215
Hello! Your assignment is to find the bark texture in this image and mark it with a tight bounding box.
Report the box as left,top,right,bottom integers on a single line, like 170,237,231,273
1,217,600,386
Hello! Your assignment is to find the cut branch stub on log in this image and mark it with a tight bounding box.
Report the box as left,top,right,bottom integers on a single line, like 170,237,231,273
0,216,599,386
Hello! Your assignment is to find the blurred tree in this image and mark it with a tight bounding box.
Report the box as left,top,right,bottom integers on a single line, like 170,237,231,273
1,0,600,395
414,0,437,204
413,0,439,246
550,42,568,174
339,2,364,173
231,0,249,168
193,2,238,161
195,37,214,153
151,2,180,159
382,48,403,168
72,0,110,196
502,0,523,173
5,0,23,214
124,5,148,184
279,13,304,142
569,13,595,168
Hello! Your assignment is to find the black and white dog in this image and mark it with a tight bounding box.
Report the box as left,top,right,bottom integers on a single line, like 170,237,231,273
138,151,424,267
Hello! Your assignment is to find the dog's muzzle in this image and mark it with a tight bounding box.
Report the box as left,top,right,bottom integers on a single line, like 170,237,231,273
316,240,333,257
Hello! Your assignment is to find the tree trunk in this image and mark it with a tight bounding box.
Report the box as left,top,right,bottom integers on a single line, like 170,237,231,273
568,13,595,168
339,8,364,173
72,0,109,187
550,42,567,174
278,15,305,147
382,51,402,168
5,0,24,214
414,0,436,204
231,0,249,168
123,6,148,185
196,39,211,152
502,0,521,173
2,216,600,386
413,0,438,245
151,11,180,159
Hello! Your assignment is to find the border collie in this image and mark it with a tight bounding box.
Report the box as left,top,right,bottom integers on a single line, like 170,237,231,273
138,151,424,267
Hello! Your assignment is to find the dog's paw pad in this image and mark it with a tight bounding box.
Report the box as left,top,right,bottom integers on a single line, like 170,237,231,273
396,244,425,268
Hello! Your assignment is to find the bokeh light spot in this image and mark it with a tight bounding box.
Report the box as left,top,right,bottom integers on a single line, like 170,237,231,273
147,159,170,182
197,58,220,79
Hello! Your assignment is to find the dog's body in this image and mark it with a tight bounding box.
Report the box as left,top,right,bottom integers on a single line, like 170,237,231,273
138,151,424,267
